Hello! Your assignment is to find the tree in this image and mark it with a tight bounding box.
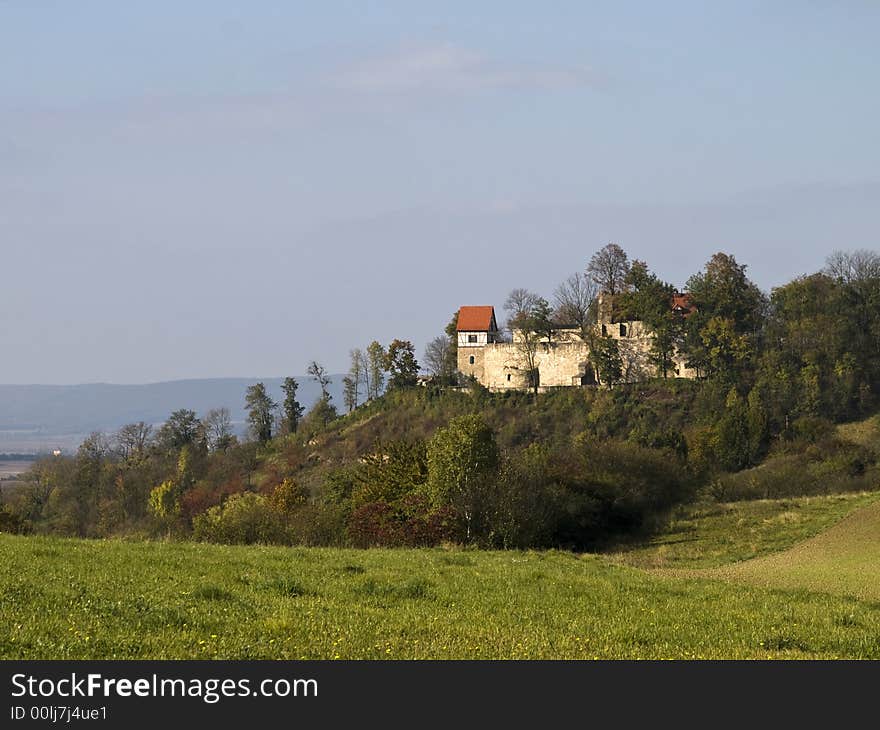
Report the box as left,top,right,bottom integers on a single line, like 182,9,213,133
148,444,198,531
747,386,769,464
268,478,309,517
686,252,766,332
618,261,684,377
155,409,201,452
505,292,556,394
114,422,152,460
307,361,332,401
342,375,358,412
590,336,623,386
347,349,366,409
825,249,880,285
444,311,460,375
384,339,420,389
281,377,305,434
353,440,428,507
503,288,541,327
587,243,630,295
303,394,338,429
825,250,880,394
201,408,234,452
699,316,753,382
553,272,597,338
714,389,750,472
245,382,276,443
365,341,386,400
683,252,767,378
425,415,500,542
424,336,454,383
531,297,557,343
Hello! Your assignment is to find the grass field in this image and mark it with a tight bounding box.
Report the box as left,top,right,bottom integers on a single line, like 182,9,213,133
705,498,880,602
3,492,880,660
611,492,879,569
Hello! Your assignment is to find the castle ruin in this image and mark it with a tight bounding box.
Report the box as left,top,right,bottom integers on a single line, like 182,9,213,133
456,295,697,391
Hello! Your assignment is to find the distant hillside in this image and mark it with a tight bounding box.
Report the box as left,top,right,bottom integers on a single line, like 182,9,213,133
0,377,344,453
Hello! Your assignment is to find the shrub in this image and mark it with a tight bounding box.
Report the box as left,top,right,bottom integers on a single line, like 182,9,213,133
346,495,455,548
708,443,879,501
192,492,287,545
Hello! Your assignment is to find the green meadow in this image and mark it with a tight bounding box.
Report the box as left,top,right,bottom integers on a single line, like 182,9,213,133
2,490,880,660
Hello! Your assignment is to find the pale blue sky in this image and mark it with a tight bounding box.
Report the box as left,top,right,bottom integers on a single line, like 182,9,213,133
2,2,879,383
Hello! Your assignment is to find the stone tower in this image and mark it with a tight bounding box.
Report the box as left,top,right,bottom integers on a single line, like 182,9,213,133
455,305,500,383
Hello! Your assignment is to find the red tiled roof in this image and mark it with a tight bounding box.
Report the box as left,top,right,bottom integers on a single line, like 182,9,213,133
672,292,696,315
457,306,497,332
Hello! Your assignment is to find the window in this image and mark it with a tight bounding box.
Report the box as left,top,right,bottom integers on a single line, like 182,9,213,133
619,323,627,337
469,355,475,365
507,373,511,381
601,324,607,336
468,334,478,343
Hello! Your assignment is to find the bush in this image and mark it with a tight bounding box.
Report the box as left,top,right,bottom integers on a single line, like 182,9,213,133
347,495,455,548
491,444,565,549
708,442,879,501
0,507,26,534
192,492,287,545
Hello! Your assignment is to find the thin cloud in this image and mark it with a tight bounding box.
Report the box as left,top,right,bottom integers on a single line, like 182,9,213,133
333,43,595,93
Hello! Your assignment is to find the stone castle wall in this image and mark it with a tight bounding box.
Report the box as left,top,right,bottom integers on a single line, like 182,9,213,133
458,321,697,390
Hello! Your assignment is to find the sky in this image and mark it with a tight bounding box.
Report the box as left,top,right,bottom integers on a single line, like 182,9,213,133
1,1,879,384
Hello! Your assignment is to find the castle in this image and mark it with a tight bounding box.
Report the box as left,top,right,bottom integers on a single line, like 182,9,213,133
456,295,698,391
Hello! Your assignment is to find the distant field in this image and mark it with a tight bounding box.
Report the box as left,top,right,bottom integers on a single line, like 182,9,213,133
3,519,880,659
0,461,34,479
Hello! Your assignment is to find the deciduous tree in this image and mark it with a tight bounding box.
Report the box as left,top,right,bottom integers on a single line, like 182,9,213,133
245,383,276,443
587,243,630,295
384,339,420,389
365,341,386,399
281,377,305,434
425,415,500,541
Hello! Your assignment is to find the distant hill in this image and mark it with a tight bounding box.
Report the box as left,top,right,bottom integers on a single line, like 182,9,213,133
0,377,344,453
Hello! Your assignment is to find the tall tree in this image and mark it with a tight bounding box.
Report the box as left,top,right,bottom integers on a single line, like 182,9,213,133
201,408,234,452
306,361,336,427
342,375,358,412
245,383,276,443
825,249,880,388
155,409,201,452
590,336,623,386
307,361,332,401
506,293,554,394
587,243,631,295
346,349,365,408
114,422,152,460
686,252,766,332
553,272,597,338
503,288,541,333
384,339,420,389
424,335,454,382
425,415,500,542
280,377,305,434
365,341,386,399
683,252,767,380
444,311,460,373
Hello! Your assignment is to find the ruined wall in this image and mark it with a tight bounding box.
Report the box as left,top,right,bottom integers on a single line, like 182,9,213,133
477,342,593,391
464,318,697,390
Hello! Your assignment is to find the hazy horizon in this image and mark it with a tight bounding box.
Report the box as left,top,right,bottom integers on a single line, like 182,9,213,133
3,3,879,384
